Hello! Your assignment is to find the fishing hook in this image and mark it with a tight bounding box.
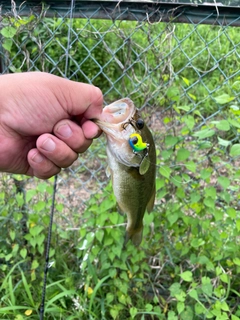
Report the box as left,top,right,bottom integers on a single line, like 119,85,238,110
122,117,145,131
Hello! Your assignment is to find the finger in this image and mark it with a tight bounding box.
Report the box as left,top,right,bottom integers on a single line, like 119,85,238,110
27,149,61,179
53,119,98,153
61,80,104,119
36,134,79,167
81,119,102,140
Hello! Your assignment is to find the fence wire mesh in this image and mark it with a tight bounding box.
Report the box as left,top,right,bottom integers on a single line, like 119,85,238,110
1,2,239,217
0,3,239,228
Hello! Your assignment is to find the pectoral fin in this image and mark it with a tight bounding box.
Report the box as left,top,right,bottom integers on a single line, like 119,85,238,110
139,154,150,175
106,166,111,178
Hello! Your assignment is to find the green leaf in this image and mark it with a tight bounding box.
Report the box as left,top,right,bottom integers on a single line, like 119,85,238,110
177,301,185,314
130,307,138,318
205,186,216,199
188,289,198,300
220,273,229,284
190,192,201,203
217,176,230,189
181,76,190,86
200,169,211,180
167,211,179,226
166,87,180,101
156,178,165,191
237,219,240,231
232,81,240,90
29,225,44,236
109,211,119,225
233,258,240,266
198,141,213,149
214,120,230,131
0,26,17,38
185,161,196,173
202,282,213,297
176,148,190,161
26,189,37,202
184,115,195,130
217,137,231,147
95,229,104,242
227,208,236,219
191,238,205,248
180,271,193,282
220,301,229,312
161,150,173,160
9,230,15,241
214,94,235,104
230,144,240,157
180,306,194,320
167,311,178,320
169,283,181,297
193,128,215,139
165,135,178,146
31,259,39,270
228,118,240,128
188,93,197,101
195,302,206,315
204,197,215,208
178,105,191,112
20,248,27,259
145,304,153,312
2,38,13,52
159,166,171,179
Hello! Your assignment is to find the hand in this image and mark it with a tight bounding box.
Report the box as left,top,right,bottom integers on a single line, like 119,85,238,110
0,72,103,179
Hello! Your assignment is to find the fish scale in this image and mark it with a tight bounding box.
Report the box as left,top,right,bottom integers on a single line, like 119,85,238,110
93,98,156,246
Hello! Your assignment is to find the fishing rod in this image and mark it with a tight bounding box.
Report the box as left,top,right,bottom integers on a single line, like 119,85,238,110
39,0,75,317
39,175,58,320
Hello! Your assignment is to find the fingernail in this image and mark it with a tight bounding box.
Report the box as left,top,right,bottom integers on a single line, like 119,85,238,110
42,138,56,152
32,152,44,163
56,124,72,138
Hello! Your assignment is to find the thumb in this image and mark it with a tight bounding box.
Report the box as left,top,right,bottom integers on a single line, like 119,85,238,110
56,77,104,119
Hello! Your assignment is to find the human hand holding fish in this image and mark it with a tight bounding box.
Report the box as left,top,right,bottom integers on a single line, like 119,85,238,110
93,98,156,246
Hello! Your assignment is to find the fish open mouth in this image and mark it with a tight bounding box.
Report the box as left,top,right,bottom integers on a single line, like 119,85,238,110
92,98,136,136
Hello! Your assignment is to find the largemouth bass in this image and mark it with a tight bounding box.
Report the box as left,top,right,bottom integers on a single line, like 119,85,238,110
94,98,156,246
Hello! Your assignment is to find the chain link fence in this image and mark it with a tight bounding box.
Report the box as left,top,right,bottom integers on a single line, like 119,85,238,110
0,1,240,223
1,1,240,318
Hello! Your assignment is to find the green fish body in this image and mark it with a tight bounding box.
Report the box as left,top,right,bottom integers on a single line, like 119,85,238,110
94,98,156,246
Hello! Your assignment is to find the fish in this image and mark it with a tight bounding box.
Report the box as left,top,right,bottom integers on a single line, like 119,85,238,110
93,98,156,246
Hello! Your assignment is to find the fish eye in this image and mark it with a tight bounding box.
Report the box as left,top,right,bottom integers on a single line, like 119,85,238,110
130,136,138,145
136,119,144,130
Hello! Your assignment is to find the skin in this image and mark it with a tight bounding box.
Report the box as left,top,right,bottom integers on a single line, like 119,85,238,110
0,72,103,179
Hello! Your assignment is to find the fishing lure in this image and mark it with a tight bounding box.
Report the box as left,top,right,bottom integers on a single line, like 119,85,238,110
129,133,150,175
129,133,148,152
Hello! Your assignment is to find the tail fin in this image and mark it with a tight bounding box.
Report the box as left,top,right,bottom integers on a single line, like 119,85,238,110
125,228,143,246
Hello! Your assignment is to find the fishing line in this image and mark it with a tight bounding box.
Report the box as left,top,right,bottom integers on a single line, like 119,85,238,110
127,131,195,185
137,155,195,185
